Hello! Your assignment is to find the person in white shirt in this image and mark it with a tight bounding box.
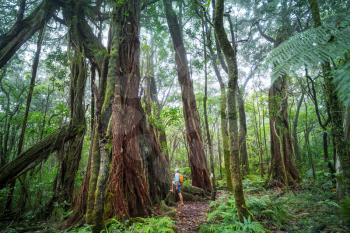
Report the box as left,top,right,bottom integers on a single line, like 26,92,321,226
171,168,184,206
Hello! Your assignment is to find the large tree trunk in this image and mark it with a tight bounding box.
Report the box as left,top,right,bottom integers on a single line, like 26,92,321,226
51,0,90,207
268,77,300,187
163,0,211,192
108,0,166,217
84,3,169,230
214,0,249,221
53,47,87,206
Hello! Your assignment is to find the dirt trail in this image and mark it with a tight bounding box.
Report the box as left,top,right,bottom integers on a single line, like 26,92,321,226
174,201,209,233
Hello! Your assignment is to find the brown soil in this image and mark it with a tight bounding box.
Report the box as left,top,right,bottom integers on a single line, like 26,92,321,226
174,201,209,233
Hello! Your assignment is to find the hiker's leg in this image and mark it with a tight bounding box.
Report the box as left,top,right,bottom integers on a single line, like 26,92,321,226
177,184,184,205
179,192,184,205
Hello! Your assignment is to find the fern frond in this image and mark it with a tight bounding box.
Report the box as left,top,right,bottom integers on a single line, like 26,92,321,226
265,14,350,105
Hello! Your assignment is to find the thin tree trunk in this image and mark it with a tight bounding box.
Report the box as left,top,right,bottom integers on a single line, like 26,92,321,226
202,15,216,200
304,102,316,180
217,127,223,179
16,26,45,212
292,92,304,162
214,0,249,221
238,88,249,175
253,95,264,177
205,13,232,192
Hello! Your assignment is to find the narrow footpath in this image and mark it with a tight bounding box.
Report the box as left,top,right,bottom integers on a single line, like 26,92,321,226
174,201,209,233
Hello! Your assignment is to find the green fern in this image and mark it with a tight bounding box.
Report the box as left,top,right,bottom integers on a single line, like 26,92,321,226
265,13,350,105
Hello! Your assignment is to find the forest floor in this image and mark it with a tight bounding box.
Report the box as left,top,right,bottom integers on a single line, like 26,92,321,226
174,201,209,233
1,175,349,233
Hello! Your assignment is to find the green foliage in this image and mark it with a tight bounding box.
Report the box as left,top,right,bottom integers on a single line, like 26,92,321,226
68,224,93,233
160,107,182,127
200,196,267,233
266,13,350,104
69,217,175,233
246,195,289,228
339,196,350,225
126,217,175,233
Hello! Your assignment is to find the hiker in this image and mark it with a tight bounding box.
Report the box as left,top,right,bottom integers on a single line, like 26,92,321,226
171,168,184,206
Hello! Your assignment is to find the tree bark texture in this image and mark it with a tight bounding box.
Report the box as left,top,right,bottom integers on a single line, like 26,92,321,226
163,0,211,192
103,1,169,223
268,77,300,187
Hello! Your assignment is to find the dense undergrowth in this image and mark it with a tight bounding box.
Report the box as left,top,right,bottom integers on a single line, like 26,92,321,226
68,216,175,233
201,174,350,233
3,172,350,233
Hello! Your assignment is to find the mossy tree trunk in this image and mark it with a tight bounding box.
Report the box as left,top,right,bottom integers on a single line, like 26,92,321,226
226,13,249,177
214,0,249,221
205,13,232,191
50,0,90,209
268,76,300,187
238,88,249,176
202,15,216,199
105,0,169,219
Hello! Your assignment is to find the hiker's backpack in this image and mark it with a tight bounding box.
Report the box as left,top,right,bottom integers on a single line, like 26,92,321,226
179,174,184,185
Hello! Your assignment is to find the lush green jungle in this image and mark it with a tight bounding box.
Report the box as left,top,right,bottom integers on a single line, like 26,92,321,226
0,0,350,232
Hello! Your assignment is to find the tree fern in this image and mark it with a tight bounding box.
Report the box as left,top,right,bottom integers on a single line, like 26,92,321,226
265,13,350,105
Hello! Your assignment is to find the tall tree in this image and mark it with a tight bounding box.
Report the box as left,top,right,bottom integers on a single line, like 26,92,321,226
202,12,216,199
163,0,211,192
256,0,300,188
205,21,232,190
214,0,249,221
